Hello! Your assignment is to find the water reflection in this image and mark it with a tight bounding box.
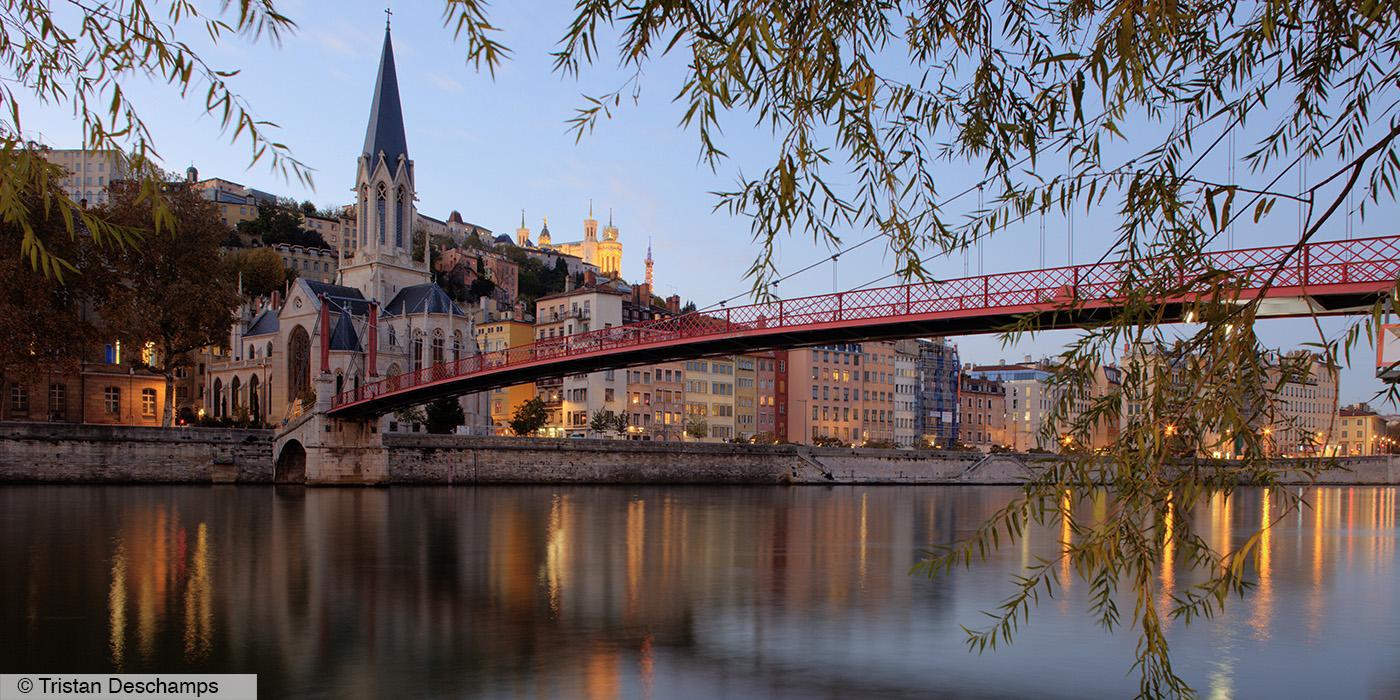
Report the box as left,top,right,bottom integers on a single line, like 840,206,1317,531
1,485,1397,699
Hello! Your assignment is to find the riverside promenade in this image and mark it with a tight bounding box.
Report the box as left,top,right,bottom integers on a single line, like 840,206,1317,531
2,422,1399,486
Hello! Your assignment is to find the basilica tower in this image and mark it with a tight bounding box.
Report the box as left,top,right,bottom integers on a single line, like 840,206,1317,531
338,22,430,301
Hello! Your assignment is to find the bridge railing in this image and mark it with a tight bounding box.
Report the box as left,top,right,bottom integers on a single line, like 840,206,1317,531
334,235,1400,409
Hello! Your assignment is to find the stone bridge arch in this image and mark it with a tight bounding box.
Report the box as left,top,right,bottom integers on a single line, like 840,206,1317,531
275,439,306,484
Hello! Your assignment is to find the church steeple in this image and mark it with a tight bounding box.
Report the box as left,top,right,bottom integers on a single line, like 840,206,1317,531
645,236,654,288
363,24,409,167
339,16,427,301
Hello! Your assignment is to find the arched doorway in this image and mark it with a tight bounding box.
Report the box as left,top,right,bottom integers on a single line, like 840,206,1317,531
230,376,242,413
275,440,306,484
212,378,224,418
288,325,311,403
248,374,261,425
335,372,344,398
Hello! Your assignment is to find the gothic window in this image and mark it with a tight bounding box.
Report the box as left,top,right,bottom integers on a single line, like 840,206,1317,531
248,375,261,424
413,336,424,373
377,191,386,245
359,192,367,245
388,325,397,347
452,331,462,362
432,335,445,365
395,188,405,248
212,379,223,418
288,325,311,401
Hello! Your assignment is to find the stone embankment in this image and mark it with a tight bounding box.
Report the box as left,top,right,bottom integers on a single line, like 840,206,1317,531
2,422,1399,485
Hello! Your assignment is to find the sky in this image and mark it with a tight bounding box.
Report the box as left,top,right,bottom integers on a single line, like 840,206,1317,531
19,1,1399,408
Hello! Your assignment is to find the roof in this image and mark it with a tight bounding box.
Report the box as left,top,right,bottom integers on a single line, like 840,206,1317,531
384,283,465,316
302,279,371,316
362,27,409,167
327,308,360,351
1340,408,1380,417
494,234,515,245
245,309,280,337
536,283,629,303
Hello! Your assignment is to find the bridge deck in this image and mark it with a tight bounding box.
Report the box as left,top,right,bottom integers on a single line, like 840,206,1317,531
330,235,1400,417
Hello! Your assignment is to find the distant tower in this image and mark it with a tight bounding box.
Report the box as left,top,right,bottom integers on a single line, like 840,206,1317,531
515,209,531,246
583,200,598,242
645,237,654,288
185,164,198,183
539,216,552,246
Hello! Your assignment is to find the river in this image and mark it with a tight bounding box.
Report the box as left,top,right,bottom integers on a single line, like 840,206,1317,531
2,485,1397,698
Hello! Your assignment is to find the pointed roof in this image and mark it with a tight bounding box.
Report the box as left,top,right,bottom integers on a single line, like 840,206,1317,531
384,283,466,316
363,26,409,167
245,308,280,337
327,308,361,351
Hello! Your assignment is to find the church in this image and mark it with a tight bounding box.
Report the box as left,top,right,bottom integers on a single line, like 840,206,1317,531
512,207,624,278
205,22,486,430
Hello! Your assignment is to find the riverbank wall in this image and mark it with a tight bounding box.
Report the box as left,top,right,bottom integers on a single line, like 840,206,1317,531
3,422,1400,485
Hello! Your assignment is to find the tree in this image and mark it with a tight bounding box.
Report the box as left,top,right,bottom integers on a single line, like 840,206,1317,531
0,178,100,395
685,417,708,440
223,247,287,300
509,396,549,437
589,408,615,436
425,396,465,434
96,181,241,426
1,2,315,277
237,202,328,249
610,411,630,435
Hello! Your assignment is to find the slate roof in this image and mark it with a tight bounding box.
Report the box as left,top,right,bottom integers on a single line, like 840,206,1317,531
494,234,515,246
384,283,465,317
302,279,371,316
362,27,409,167
327,308,360,351
245,309,280,337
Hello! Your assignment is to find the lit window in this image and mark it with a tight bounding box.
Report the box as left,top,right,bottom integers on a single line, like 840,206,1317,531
104,387,121,415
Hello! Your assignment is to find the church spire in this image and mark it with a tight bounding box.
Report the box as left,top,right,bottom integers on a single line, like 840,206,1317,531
363,22,409,167
645,236,654,288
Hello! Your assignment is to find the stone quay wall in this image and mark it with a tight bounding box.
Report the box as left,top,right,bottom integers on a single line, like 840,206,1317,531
3,422,1400,485
0,422,273,483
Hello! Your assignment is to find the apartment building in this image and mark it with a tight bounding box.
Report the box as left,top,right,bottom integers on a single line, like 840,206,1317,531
959,373,1008,451
735,355,759,439
915,338,960,447
475,314,536,435
684,357,736,441
534,281,628,436
40,147,131,207
782,344,864,445
860,341,898,444
1337,404,1389,456
893,341,919,447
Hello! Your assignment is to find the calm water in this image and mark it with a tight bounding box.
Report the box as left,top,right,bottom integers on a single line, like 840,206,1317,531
2,485,1397,699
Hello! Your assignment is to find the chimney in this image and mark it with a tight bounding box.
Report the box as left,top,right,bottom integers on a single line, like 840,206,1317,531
584,269,596,287
565,273,575,293
1024,354,1032,364
271,290,281,310
666,294,681,314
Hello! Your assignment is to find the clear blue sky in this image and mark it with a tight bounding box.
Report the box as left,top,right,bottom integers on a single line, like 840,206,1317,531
20,1,1398,408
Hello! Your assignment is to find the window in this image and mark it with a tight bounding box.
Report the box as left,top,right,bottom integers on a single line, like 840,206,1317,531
394,191,405,248
104,387,121,415
9,383,29,413
48,383,66,417
140,388,157,417
377,194,386,244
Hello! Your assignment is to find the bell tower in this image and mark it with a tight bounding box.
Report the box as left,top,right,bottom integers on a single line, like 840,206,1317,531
338,19,430,301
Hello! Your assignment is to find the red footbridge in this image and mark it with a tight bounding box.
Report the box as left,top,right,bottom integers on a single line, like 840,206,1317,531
329,235,1400,417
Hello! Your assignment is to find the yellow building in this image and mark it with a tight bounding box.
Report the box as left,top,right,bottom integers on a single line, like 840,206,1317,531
475,316,537,435
1338,405,1389,456
538,209,624,278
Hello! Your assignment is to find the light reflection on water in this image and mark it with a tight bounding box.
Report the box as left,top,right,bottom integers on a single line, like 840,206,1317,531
2,485,1398,699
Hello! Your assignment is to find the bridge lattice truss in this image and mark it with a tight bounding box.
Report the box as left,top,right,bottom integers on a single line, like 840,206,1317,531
330,235,1400,417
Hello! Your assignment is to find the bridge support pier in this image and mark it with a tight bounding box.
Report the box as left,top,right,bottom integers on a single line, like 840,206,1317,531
273,374,388,485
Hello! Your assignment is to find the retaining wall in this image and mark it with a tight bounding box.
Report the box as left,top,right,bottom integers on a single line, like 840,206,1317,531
0,422,273,483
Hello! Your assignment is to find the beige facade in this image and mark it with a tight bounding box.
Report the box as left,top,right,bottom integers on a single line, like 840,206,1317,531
1337,405,1389,456
893,341,919,447
783,344,865,445
272,243,337,283
40,148,129,207
735,354,758,439
860,342,898,445
684,358,736,442
534,284,627,436
958,374,1007,451
1262,351,1340,456
475,317,536,435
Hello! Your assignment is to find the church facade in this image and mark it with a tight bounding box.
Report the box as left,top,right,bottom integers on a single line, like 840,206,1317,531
512,209,624,279
205,23,485,430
